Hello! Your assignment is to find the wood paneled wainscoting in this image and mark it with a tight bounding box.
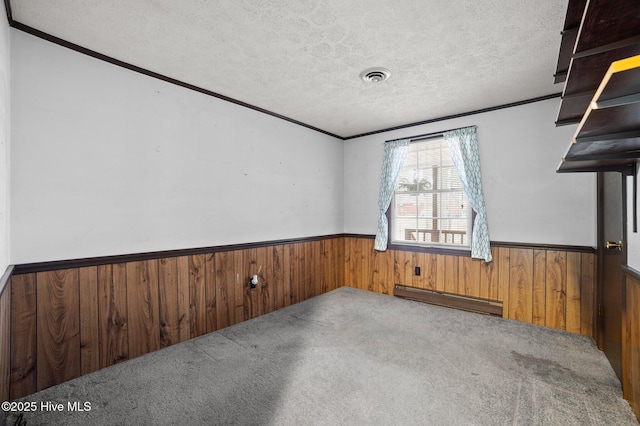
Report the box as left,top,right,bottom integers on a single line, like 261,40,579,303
0,234,599,407
344,236,596,337
623,266,640,419
0,267,12,418
0,236,344,401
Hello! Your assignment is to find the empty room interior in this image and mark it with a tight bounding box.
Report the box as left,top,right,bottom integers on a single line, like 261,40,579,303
1,0,640,424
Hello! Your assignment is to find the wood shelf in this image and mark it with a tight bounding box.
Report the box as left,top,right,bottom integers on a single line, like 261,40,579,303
553,0,587,84
556,44,640,124
573,0,640,56
555,0,640,173
558,55,640,173
557,158,635,174
555,0,640,126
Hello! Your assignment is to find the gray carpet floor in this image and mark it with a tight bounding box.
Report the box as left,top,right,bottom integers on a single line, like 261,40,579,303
4,287,638,425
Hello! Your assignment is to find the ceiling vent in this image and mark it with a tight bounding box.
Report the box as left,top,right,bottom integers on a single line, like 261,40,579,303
360,67,391,83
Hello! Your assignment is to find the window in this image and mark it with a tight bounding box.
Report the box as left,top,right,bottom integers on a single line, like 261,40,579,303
390,137,471,249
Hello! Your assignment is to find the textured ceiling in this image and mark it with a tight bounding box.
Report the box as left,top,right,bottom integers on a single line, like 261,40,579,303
10,0,568,138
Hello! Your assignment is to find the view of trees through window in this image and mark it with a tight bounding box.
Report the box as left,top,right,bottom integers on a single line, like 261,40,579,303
392,138,470,247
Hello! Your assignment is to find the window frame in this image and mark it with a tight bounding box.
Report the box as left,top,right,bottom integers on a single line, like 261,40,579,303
386,136,474,255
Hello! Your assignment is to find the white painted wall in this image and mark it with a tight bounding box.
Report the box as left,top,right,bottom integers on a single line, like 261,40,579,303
0,6,9,272
10,30,598,263
10,31,344,263
626,173,640,270
344,98,597,247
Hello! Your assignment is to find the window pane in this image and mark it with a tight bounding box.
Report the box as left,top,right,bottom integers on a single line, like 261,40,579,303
391,137,470,248
397,149,418,192
417,192,432,218
440,220,468,245
440,191,467,219
440,166,462,190
394,193,417,241
395,193,417,217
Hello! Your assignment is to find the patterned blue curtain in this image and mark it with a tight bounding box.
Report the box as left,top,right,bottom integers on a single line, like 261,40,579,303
374,139,410,251
444,127,492,262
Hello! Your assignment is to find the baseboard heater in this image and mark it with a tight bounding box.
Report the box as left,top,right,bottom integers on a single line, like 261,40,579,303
394,284,503,317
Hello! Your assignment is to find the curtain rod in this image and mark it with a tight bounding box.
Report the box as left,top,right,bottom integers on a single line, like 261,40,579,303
385,125,477,143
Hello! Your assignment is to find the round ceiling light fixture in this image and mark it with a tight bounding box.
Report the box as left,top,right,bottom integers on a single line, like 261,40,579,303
359,67,391,83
